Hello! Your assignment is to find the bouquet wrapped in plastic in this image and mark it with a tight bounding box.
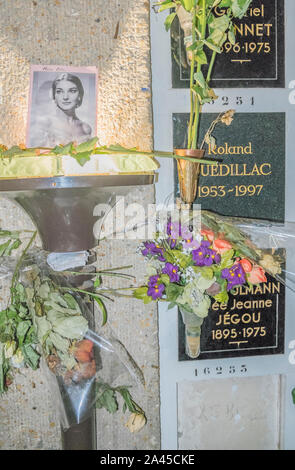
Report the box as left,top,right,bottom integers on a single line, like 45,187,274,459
0,239,146,433
133,208,294,358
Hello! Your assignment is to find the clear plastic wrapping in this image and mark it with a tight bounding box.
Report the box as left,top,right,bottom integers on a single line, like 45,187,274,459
0,248,145,430
199,211,294,291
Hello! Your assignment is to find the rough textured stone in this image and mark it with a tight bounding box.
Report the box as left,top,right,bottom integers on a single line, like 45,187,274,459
0,0,159,450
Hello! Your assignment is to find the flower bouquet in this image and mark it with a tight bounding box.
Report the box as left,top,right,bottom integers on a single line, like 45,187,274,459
0,231,146,433
133,209,284,358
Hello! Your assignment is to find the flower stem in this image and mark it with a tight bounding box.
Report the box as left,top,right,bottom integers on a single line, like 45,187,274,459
206,51,216,83
188,3,197,149
10,231,37,304
191,0,206,149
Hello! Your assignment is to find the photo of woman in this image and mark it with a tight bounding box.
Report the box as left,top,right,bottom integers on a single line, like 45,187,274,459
26,65,97,148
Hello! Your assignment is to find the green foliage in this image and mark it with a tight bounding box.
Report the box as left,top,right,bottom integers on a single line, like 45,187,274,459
165,283,184,302
220,249,235,270
0,279,40,393
164,249,192,269
213,290,229,304
165,12,177,31
95,381,144,415
154,0,253,149
0,230,22,257
93,295,108,326
133,286,153,304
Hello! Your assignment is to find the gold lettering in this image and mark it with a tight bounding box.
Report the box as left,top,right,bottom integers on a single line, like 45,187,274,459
233,282,280,296
260,163,272,176
241,313,252,323
234,23,273,37
208,142,253,156
200,163,272,177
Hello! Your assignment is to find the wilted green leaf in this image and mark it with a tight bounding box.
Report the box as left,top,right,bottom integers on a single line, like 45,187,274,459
38,282,51,300
72,150,93,166
203,39,222,53
75,137,98,153
35,316,52,344
51,142,73,155
164,12,177,31
16,321,31,346
63,293,80,311
232,0,252,19
95,385,118,414
21,344,40,370
47,310,88,340
195,49,208,65
49,331,70,354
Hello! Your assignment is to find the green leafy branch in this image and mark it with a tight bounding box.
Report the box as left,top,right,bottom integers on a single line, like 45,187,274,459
0,229,23,257
95,381,145,415
154,0,253,149
0,139,218,167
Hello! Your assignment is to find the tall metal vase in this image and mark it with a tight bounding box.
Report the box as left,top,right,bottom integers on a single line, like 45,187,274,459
179,306,204,359
174,149,205,206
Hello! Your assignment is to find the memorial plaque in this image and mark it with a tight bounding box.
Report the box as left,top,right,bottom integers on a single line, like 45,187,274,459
173,112,285,222
173,112,286,360
171,0,285,88
179,272,285,360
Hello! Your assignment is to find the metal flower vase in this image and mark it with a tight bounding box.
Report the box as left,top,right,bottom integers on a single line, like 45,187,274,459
179,306,204,359
174,149,205,206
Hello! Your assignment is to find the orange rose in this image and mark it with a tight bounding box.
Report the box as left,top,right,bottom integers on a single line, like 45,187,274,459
74,339,94,363
239,258,252,273
201,229,215,242
248,265,267,284
213,238,232,254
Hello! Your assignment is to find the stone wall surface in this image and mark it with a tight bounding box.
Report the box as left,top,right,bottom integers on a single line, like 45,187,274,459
0,0,159,450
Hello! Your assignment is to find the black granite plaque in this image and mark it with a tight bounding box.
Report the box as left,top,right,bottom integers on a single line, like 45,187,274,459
173,112,285,222
179,272,285,361
174,112,286,360
171,0,285,88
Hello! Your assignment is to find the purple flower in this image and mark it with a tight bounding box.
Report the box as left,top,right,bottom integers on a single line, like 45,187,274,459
148,275,160,287
180,225,192,240
192,240,220,266
141,241,165,262
179,225,200,250
147,276,165,300
170,221,182,239
183,237,200,250
141,241,157,257
221,264,246,290
162,262,180,283
167,236,177,249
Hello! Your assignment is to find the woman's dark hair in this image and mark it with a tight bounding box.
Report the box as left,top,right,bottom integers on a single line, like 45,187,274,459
52,73,84,106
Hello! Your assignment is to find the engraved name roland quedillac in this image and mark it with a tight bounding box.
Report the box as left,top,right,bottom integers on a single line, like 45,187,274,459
201,142,271,177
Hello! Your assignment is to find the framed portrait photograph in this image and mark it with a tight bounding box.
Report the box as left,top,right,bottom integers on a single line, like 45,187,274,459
26,65,98,148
